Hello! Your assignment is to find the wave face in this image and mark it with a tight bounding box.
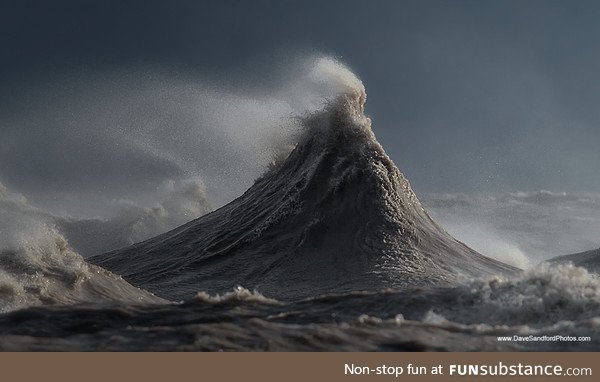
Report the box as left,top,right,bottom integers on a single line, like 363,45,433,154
90,76,516,300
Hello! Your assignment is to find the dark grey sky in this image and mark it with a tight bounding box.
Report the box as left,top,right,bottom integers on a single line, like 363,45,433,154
2,0,599,194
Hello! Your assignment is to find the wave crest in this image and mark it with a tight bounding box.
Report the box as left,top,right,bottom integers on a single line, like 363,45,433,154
195,286,280,305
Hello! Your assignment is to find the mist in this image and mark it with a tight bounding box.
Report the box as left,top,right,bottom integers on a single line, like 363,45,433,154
424,191,600,267
0,56,372,256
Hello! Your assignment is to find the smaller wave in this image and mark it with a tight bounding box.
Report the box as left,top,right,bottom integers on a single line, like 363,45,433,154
455,264,600,326
195,286,281,305
0,185,164,313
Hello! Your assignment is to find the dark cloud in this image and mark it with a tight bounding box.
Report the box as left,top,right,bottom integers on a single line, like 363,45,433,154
2,0,600,194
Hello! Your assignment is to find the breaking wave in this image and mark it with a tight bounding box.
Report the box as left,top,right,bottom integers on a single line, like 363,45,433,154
0,184,163,313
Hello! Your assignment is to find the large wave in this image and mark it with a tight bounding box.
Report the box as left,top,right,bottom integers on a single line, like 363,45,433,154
90,59,517,300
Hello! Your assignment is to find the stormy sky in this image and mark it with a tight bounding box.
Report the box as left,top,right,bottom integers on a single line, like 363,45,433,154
2,0,599,195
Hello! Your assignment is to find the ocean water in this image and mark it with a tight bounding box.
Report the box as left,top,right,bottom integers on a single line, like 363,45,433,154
1,59,599,351
2,269,600,351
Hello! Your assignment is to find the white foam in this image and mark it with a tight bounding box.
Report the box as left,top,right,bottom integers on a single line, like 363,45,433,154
195,286,280,305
